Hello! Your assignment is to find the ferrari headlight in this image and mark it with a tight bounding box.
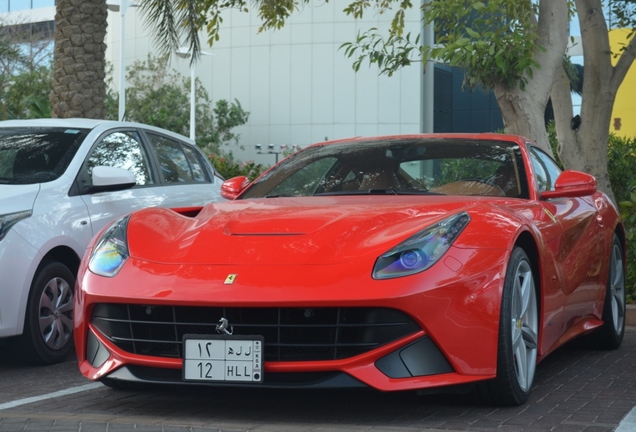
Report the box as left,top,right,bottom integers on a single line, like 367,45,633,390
0,210,32,242
89,215,130,277
373,212,470,279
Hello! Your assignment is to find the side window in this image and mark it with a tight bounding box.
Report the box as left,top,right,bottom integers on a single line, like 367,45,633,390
181,145,210,182
146,133,200,184
87,131,153,186
529,147,561,192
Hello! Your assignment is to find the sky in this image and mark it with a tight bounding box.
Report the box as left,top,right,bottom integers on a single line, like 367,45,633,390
569,18,583,115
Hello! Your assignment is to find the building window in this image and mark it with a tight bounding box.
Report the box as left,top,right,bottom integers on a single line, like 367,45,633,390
0,0,55,13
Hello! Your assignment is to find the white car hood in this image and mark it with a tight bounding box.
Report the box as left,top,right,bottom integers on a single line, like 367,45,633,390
0,184,40,214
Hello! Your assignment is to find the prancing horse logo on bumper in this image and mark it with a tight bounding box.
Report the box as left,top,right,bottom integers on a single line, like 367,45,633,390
224,274,237,284
216,317,233,335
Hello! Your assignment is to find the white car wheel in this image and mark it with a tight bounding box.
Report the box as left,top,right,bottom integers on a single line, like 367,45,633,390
18,261,75,365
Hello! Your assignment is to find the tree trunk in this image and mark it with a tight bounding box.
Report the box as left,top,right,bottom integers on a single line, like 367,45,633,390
495,0,569,154
550,63,586,168
494,84,551,152
51,0,107,119
552,60,616,203
552,0,636,204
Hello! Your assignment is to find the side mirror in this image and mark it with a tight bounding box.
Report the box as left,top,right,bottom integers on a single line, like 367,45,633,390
221,176,250,200
540,170,597,199
90,166,137,193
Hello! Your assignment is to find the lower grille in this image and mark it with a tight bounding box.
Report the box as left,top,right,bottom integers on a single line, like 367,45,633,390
108,365,367,388
91,304,419,361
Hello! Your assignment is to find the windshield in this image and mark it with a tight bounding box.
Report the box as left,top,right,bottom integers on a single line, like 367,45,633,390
0,127,89,185
240,138,529,199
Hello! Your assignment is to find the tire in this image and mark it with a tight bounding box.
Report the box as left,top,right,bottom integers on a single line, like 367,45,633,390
589,234,626,350
479,247,538,406
17,260,75,365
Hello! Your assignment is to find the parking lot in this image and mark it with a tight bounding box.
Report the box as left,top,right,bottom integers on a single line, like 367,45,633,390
1,328,635,432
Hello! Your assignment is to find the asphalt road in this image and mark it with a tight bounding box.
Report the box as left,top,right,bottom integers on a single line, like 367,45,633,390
1,329,635,432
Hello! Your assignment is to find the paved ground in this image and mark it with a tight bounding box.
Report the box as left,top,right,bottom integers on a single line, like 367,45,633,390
0,329,635,431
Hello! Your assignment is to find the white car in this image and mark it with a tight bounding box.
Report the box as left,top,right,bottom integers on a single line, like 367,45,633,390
0,118,224,365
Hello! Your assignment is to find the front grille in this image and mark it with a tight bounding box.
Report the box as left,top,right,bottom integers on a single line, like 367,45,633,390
112,365,366,388
91,304,419,361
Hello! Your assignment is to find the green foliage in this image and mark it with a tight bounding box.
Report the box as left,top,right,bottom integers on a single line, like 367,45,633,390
0,65,52,119
607,135,636,304
341,0,540,90
209,153,265,181
0,31,53,120
608,134,636,204
426,0,539,90
211,99,250,150
619,192,636,304
0,20,54,119
106,54,249,155
139,0,295,61
341,27,419,76
608,1,636,33
0,38,21,62
138,0,636,95
546,121,564,169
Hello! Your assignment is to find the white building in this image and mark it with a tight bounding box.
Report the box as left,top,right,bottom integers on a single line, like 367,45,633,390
2,2,427,165
0,0,432,164
106,3,426,164
0,1,54,22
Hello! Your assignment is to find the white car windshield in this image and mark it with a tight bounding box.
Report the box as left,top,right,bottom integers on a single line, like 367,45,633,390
0,127,89,185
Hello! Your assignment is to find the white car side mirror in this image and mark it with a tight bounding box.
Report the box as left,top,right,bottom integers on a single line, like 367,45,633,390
91,166,136,191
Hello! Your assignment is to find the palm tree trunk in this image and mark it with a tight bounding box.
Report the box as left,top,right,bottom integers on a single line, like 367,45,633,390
50,0,107,119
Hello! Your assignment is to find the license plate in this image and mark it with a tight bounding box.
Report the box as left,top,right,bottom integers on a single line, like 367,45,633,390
182,335,264,383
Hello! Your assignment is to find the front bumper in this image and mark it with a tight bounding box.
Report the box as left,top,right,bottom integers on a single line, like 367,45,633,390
0,229,39,338
83,327,468,390
75,246,507,391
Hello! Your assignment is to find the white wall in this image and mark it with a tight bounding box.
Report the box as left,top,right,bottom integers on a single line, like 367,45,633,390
107,3,423,165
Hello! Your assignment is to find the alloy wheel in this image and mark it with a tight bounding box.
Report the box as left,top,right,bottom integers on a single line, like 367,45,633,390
510,259,538,392
609,242,626,335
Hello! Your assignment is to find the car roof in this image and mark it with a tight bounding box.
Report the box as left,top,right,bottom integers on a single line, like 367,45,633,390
315,133,529,147
0,118,196,145
0,118,121,129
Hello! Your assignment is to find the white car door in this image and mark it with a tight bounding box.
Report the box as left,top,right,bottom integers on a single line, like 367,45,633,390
141,130,223,209
78,129,221,241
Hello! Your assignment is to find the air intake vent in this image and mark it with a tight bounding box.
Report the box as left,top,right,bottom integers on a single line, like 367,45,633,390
91,304,419,362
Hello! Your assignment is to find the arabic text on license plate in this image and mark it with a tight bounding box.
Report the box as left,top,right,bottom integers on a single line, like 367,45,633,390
182,335,263,383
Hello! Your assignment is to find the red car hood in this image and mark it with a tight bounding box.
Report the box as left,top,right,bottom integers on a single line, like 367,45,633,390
126,196,481,265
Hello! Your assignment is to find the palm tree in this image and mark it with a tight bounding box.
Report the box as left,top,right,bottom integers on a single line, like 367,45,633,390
137,0,294,63
137,0,204,61
51,0,108,118
50,0,203,119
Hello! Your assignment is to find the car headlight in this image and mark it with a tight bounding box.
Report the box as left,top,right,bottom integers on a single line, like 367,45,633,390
0,210,32,242
373,212,470,279
89,215,130,277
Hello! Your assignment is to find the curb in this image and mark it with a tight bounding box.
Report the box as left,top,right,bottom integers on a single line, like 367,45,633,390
628,304,636,328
